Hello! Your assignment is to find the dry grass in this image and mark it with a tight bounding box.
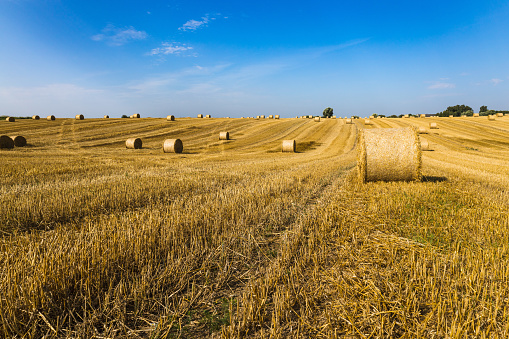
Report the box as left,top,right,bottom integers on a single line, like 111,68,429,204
1,117,509,338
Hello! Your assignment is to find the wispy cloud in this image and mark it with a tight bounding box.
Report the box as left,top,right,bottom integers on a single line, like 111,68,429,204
92,24,147,46
490,78,503,86
178,14,223,31
148,42,194,56
428,82,456,89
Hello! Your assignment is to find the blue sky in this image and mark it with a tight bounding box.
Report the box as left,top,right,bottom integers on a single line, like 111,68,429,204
1,0,508,118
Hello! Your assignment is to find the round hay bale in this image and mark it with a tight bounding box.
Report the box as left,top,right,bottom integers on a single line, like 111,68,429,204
104,115,109,119
126,138,142,149
260,115,265,119
403,114,409,118
496,113,503,117
429,122,438,129
219,132,230,140
420,114,426,118
282,140,296,153
47,115,55,121
0,135,15,149
205,114,211,118
308,115,312,119
357,127,422,183
163,139,183,153
369,115,374,119
256,115,260,119
488,115,495,121
449,115,453,118
364,119,372,125
332,115,336,118
197,114,203,118
32,115,40,120
345,118,353,124
417,126,427,134
314,117,321,122
275,115,280,119
75,114,84,120
420,139,430,151
268,115,274,119
167,115,175,121
473,113,480,117
10,135,26,147
130,115,134,118
133,113,141,118
6,117,15,122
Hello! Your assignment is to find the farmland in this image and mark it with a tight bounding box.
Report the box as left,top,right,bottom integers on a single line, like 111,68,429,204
1,116,509,338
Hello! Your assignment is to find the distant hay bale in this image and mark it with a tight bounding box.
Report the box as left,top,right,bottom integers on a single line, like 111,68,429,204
0,135,14,149
449,115,453,118
104,115,109,119
364,119,372,125
496,113,503,117
332,115,336,118
133,113,140,118
47,115,55,121
10,135,26,147
420,139,430,151
420,114,426,118
314,117,321,122
260,115,265,119
75,114,84,120
429,122,438,129
461,115,466,117
417,126,427,134
275,115,280,119
130,115,133,118
32,115,40,120
301,116,305,118
167,115,175,121
282,140,296,152
126,138,142,149
219,132,230,140
488,115,495,121
6,117,15,122
197,114,203,118
403,114,409,118
473,113,479,117
163,139,183,153
345,118,353,124
369,115,374,119
256,115,260,119
269,115,274,119
308,115,312,119
357,127,422,183
205,114,211,118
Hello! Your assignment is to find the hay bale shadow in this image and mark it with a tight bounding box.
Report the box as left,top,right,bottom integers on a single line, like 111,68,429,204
422,176,447,182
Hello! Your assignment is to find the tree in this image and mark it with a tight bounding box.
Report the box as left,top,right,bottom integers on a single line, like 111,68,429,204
437,105,473,117
121,114,129,118
322,107,333,118
480,105,488,113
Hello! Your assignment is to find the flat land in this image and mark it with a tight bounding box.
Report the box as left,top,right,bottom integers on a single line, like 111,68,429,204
1,116,509,338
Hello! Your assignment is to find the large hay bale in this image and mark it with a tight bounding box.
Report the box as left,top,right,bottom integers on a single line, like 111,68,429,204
332,115,336,118
163,139,183,153
496,113,503,117
420,139,430,151
448,115,453,118
420,114,426,118
275,115,280,119
260,115,265,119
417,126,427,134
104,115,109,118
268,115,274,119
219,132,230,140
6,117,15,122
32,115,40,120
167,115,175,121
0,135,15,149
429,122,438,129
364,119,372,125
357,127,422,182
75,114,84,120
473,113,480,117
126,138,142,149
205,114,211,118
345,118,353,124
47,115,55,121
282,140,296,152
10,135,26,147
314,117,321,122
197,114,203,118
488,115,495,121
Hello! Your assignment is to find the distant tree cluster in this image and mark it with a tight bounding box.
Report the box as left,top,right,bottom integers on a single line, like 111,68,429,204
437,105,473,117
322,107,333,118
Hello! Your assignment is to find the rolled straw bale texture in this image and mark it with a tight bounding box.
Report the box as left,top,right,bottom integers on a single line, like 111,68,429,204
357,127,422,182
488,115,495,121
496,113,503,117
163,139,183,153
47,115,55,121
269,115,274,119
10,136,26,147
256,116,260,119
282,140,296,153
167,115,175,121
473,113,479,117
197,114,203,118
275,115,280,119
345,118,353,124
449,115,453,118
75,114,84,120
6,117,15,122
429,122,438,129
126,138,142,149
332,115,336,118
32,115,40,120
104,115,109,119
0,135,14,149
418,127,427,134
130,115,134,118
364,119,372,125
314,117,321,122
420,139,430,151
219,132,230,140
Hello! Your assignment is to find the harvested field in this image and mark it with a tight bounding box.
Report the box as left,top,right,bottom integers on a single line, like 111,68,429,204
1,117,509,338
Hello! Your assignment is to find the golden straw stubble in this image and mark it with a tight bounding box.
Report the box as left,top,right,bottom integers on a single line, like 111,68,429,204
357,127,422,183
219,132,230,140
163,139,183,153
126,138,142,149
282,140,296,152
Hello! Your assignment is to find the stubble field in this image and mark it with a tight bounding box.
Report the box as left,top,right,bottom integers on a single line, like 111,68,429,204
1,115,509,338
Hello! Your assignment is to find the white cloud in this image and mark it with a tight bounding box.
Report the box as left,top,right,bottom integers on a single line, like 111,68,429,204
428,82,456,89
148,43,194,56
179,14,222,31
92,24,147,46
490,78,503,86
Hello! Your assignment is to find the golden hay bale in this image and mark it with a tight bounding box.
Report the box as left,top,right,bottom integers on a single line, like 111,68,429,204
488,115,495,121
473,113,479,117
256,115,260,119
269,115,274,119
301,116,305,118
345,118,353,124
197,114,203,118
10,135,26,147
0,135,15,149
167,115,175,121
449,115,453,118
32,115,40,120
219,131,230,140
357,127,422,183
133,113,141,118
282,140,296,152
163,139,183,153
403,114,409,118
429,122,438,129
364,119,372,125
496,113,503,117
332,115,336,118
314,117,321,122
417,126,427,134
420,114,426,118
75,114,84,120
275,115,280,119
126,138,142,149
369,115,374,119
104,115,109,118
260,115,265,119
47,115,55,121
6,117,15,122
205,114,211,118
308,115,312,119
420,138,430,151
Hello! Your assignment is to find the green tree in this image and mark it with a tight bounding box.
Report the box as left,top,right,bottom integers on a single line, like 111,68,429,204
121,114,129,118
437,105,473,117
322,107,333,118
480,105,488,113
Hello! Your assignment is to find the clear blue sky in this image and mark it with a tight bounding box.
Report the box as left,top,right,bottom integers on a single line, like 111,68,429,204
1,0,508,118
